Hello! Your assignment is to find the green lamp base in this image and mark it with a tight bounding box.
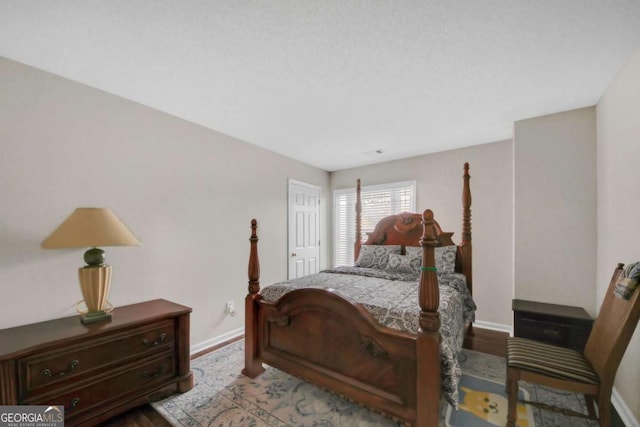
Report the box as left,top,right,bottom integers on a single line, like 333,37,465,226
80,310,112,324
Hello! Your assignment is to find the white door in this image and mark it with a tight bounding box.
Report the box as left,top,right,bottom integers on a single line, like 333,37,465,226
288,179,321,279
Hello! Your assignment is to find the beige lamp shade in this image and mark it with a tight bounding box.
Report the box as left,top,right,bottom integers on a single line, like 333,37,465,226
42,208,142,249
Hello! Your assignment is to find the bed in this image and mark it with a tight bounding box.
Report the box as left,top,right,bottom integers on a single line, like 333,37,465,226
242,163,474,426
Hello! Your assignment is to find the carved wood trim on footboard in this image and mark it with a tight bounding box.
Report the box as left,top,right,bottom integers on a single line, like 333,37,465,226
258,288,419,422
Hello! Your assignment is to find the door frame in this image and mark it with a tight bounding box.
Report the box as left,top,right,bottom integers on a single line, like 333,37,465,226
287,179,321,279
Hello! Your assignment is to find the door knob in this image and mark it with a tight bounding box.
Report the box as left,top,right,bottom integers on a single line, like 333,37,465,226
291,252,297,257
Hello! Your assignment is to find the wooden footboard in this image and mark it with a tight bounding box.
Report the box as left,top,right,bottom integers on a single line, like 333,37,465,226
261,288,418,420
243,211,443,426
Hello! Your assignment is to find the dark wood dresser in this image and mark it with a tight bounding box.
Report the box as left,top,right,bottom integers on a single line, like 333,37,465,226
512,299,594,352
0,299,192,426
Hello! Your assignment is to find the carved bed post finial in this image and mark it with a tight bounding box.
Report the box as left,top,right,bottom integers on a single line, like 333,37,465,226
354,178,362,262
248,219,260,294
418,209,440,332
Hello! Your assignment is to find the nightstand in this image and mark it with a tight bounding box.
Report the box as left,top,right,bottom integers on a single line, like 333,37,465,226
512,299,594,352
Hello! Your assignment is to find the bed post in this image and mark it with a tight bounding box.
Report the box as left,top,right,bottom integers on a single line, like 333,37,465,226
242,219,265,378
415,209,441,427
461,162,472,295
460,163,473,336
354,178,362,262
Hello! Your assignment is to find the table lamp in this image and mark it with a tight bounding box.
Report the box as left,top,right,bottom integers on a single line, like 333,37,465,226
42,208,142,324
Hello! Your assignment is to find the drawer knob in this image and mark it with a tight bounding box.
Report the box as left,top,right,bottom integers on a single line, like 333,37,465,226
142,332,167,347
41,360,79,377
66,397,80,412
543,328,562,338
142,366,164,379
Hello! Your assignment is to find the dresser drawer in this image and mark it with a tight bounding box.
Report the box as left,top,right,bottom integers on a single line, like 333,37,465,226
515,316,571,345
19,319,175,396
1,299,192,426
25,353,176,416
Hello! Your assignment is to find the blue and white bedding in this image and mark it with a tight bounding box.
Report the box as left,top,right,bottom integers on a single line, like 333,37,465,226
259,266,477,407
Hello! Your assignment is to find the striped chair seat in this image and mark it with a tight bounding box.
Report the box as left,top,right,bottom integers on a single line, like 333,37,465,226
507,337,599,385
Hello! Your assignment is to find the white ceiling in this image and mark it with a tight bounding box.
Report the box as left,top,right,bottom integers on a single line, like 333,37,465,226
1,1,640,171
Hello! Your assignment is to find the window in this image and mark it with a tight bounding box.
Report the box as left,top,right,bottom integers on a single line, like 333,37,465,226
333,181,416,267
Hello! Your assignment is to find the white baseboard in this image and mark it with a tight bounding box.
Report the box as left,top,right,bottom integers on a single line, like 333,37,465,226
473,320,512,335
612,387,639,427
191,327,244,355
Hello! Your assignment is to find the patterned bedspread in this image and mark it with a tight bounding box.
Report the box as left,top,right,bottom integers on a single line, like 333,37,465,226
259,267,477,407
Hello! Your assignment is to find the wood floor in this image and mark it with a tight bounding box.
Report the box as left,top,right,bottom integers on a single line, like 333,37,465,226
463,325,508,357
98,404,173,427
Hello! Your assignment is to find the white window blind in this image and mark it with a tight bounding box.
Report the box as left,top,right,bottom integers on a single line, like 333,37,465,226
333,181,416,267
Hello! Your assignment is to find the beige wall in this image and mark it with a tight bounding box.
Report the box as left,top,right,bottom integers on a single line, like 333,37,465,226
596,47,640,425
0,57,330,348
513,107,597,314
330,140,514,327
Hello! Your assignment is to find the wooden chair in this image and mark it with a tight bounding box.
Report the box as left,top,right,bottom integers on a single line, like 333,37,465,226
506,263,640,427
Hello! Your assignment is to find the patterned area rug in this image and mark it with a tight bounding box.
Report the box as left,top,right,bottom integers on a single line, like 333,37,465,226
445,373,535,427
153,339,599,426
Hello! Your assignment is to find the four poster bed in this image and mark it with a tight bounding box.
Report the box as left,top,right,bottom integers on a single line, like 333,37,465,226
243,163,474,426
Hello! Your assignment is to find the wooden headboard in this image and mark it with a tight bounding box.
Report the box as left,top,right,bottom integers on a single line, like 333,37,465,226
353,162,472,295
361,212,455,247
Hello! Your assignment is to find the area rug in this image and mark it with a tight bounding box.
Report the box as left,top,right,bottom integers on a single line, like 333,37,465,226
445,373,535,427
153,339,599,426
